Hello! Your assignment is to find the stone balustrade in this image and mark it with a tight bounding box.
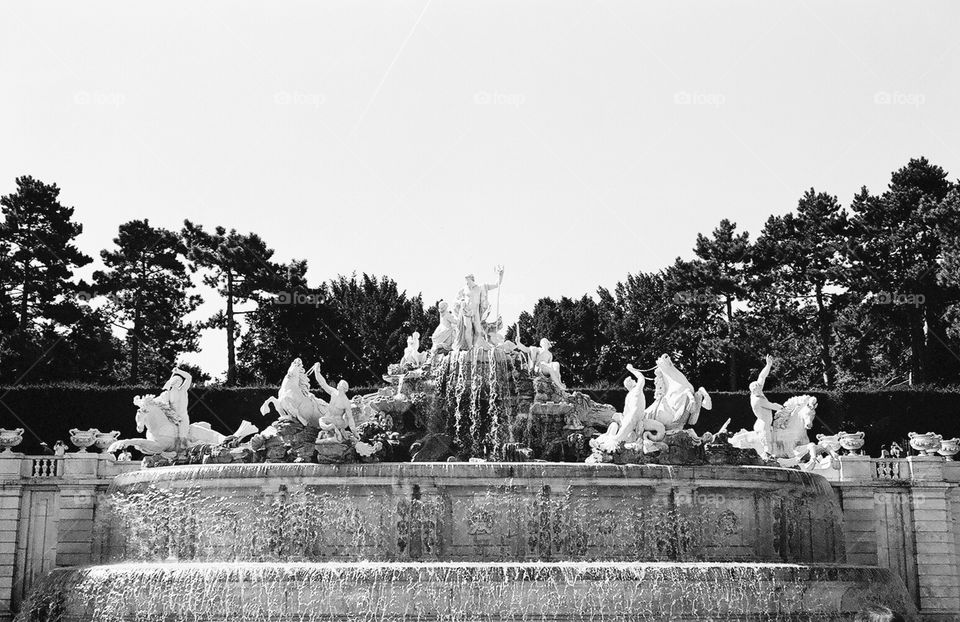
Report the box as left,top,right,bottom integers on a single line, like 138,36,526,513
0,452,957,621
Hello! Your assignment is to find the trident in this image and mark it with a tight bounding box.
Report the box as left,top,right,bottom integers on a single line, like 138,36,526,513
494,264,504,323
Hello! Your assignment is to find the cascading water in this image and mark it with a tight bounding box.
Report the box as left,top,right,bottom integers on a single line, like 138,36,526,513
16,462,917,621
20,562,905,622
432,349,526,459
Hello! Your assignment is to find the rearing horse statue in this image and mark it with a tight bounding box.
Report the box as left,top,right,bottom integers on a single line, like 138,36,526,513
259,358,329,428
729,395,822,470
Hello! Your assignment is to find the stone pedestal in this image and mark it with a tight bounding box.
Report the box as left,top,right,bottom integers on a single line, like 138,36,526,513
907,457,960,616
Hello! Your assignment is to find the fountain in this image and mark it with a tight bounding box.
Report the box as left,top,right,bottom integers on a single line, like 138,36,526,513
15,269,916,620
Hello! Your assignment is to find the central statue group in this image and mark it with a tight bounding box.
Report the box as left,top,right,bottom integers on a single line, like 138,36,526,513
111,267,839,470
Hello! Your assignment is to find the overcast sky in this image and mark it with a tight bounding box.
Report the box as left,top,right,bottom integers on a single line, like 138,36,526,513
2,1,958,380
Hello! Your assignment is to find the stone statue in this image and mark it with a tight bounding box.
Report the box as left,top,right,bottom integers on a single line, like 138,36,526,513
644,354,712,434
400,332,427,368
729,395,820,469
748,355,782,459
484,316,517,352
110,366,257,457
453,269,503,350
430,301,458,353
154,367,192,450
260,359,329,428
518,338,564,389
592,364,666,453
312,366,357,441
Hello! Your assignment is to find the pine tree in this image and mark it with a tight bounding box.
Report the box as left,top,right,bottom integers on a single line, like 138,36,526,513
682,219,751,389
0,176,93,379
94,220,200,383
182,222,284,385
847,158,959,383
752,189,849,387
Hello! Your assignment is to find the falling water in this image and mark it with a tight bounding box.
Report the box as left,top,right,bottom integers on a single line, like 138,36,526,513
432,349,524,459
17,561,913,622
94,482,737,563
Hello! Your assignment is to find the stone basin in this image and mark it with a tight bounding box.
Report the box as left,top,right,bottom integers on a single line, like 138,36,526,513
101,462,845,564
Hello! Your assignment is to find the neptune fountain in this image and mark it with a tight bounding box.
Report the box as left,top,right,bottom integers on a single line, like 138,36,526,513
16,269,915,620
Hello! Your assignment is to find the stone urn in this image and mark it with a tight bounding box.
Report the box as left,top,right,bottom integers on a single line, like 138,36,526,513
69,428,100,453
838,431,866,455
816,433,842,455
0,428,24,453
938,438,960,460
908,432,943,456
93,430,121,452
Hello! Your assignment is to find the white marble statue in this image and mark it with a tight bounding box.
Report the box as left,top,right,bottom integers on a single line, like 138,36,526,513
518,338,564,389
484,316,518,352
592,364,666,452
260,359,330,428
430,301,458,353
644,354,712,433
311,366,357,441
729,395,821,470
400,332,427,368
748,355,783,459
110,366,257,457
453,268,503,350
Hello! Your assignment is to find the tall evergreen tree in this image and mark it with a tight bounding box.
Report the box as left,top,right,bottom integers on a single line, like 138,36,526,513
677,220,751,389
847,158,959,383
182,222,285,385
94,220,201,383
752,189,849,387
0,176,92,331
0,176,95,381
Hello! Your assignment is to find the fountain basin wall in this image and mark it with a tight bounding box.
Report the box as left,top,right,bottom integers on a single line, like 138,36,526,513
99,463,845,564
17,561,915,622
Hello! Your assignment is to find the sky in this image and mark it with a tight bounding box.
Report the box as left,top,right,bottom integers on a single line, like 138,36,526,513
2,1,959,380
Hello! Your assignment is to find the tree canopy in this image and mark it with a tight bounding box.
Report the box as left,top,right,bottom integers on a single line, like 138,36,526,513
2,157,960,390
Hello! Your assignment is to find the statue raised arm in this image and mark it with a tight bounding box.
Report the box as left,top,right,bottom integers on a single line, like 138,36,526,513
453,269,504,350
311,365,357,441
749,355,782,458
160,367,192,450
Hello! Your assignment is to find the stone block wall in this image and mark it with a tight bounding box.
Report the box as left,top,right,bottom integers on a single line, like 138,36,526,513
0,453,141,621
827,456,960,620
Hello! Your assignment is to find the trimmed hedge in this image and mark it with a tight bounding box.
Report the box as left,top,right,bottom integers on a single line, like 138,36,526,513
1,384,957,456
